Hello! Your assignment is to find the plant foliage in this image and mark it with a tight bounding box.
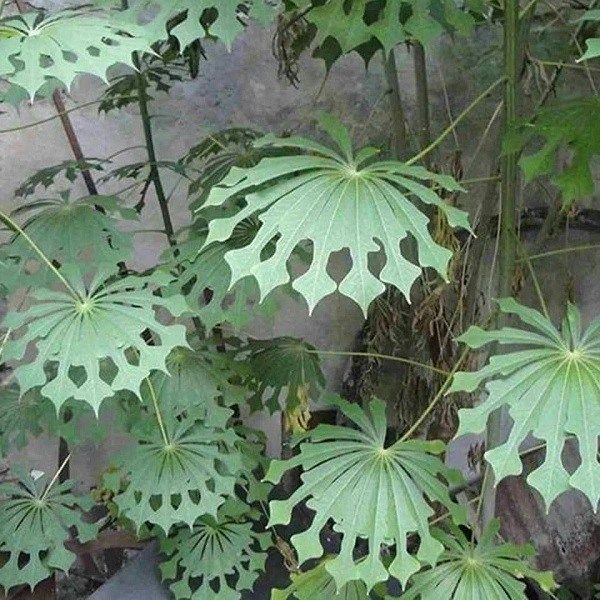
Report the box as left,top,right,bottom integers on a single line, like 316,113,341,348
160,498,270,599
0,9,150,99
0,469,98,593
201,114,469,315
449,298,600,510
265,396,466,591
2,267,189,414
401,520,555,599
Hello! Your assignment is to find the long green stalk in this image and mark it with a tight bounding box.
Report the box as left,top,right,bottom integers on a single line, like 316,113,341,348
483,0,520,527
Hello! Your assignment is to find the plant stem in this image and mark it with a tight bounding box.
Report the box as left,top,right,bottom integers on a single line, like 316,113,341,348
0,211,82,300
0,98,137,135
145,377,170,446
41,453,72,501
406,78,505,166
134,64,177,248
306,348,450,376
515,235,550,319
484,0,520,527
383,48,409,160
413,42,432,167
528,242,600,261
400,345,470,441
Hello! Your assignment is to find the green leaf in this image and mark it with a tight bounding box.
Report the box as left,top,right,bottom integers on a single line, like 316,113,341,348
160,497,270,600
111,414,244,535
449,298,600,510
200,114,469,315
271,558,371,599
14,160,108,198
0,468,98,594
506,98,600,205
164,218,278,330
141,346,241,428
2,267,189,414
1,194,134,279
264,396,466,591
0,385,45,455
0,9,151,99
0,385,106,455
578,10,600,60
287,0,474,67
235,337,325,414
110,0,278,51
401,520,555,599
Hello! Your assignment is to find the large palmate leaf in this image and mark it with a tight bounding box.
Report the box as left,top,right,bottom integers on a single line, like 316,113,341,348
110,415,243,534
201,114,469,315
0,469,98,593
165,218,277,329
141,346,242,428
401,520,554,599
264,396,466,591
104,0,278,51
235,337,325,415
3,193,134,270
0,9,150,99
505,98,600,204
160,498,270,600
2,267,189,414
289,0,475,58
449,298,600,509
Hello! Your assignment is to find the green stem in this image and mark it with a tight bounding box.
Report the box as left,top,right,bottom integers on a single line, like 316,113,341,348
413,42,432,167
400,345,470,442
134,65,177,248
528,243,600,261
306,348,450,376
0,328,11,360
0,211,82,300
383,48,409,160
483,0,520,527
515,236,550,319
145,377,170,446
0,98,137,135
41,452,71,501
406,77,505,166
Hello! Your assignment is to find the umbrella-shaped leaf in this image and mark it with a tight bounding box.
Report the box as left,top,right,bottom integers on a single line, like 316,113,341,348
449,298,600,510
160,497,270,600
2,267,189,414
200,114,469,315
264,396,466,591
111,415,244,534
0,468,98,594
141,346,242,428
0,9,151,99
235,337,325,414
401,520,555,599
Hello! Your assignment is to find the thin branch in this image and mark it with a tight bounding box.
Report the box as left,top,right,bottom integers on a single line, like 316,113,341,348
306,348,450,376
400,345,470,442
134,64,177,248
145,377,170,447
528,242,600,261
41,453,72,501
406,78,505,166
0,211,82,300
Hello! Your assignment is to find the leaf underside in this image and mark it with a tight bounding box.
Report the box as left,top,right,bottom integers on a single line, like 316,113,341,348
450,298,600,510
